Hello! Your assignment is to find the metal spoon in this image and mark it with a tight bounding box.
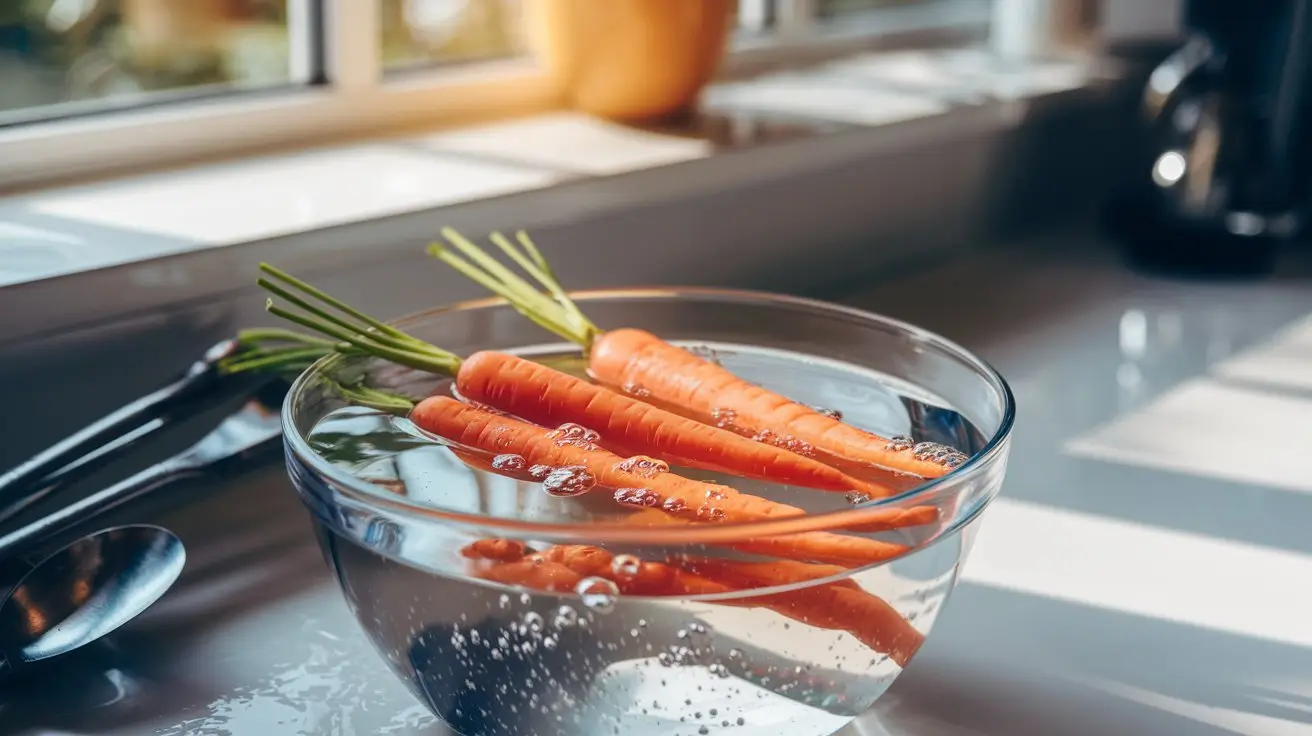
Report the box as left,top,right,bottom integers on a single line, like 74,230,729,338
0,525,185,676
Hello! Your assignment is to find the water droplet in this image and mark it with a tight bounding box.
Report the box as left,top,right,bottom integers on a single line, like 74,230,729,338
528,464,553,479
547,422,601,449
662,497,687,513
491,453,527,472
704,488,726,501
812,405,843,420
576,576,619,614
622,381,651,398
611,554,641,578
614,488,662,508
523,612,545,633
542,466,597,497
711,407,738,430
615,455,669,478
845,490,872,505
912,441,969,468
553,605,579,629
696,505,727,522
886,434,914,452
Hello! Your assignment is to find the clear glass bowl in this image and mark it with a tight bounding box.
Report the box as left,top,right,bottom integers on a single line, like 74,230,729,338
282,288,1015,736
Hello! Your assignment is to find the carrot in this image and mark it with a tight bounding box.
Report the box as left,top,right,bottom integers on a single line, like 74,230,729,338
426,229,972,488
254,264,890,496
464,541,922,665
621,506,930,562
415,396,905,567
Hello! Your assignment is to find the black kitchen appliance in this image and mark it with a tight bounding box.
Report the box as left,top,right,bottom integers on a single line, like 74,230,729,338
1106,0,1312,275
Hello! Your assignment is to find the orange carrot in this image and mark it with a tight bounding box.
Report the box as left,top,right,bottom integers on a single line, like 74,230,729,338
255,264,889,496
465,542,922,665
415,396,905,567
621,507,926,564
427,229,972,488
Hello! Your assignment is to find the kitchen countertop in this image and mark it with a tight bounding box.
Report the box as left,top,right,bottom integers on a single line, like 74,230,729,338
5,232,1312,735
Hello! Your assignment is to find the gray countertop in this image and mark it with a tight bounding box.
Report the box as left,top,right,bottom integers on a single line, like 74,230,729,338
5,232,1312,736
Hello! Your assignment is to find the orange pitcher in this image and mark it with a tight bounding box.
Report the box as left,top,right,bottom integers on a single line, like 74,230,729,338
526,0,734,122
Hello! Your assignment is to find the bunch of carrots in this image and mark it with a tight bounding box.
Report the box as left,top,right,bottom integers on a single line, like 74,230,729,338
239,228,973,668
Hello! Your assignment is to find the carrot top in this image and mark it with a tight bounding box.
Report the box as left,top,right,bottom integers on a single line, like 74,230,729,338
427,228,601,350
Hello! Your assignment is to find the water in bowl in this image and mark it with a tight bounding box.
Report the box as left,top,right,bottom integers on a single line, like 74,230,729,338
306,342,988,736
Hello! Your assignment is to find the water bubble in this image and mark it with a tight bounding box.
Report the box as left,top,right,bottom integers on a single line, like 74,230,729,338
751,429,814,456
528,464,553,479
523,612,545,633
622,381,652,398
912,441,969,468
737,717,746,726
812,405,843,420
727,648,743,660
886,434,914,452
520,592,532,605
469,630,482,645
576,576,619,614
696,505,727,522
614,488,662,508
491,453,527,472
542,636,558,651
553,605,579,629
708,663,730,679
611,554,642,578
547,423,601,449
711,407,738,430
615,455,670,478
704,488,726,501
662,497,687,513
845,491,872,505
498,594,511,610
542,466,597,497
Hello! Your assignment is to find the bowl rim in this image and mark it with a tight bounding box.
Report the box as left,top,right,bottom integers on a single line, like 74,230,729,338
281,286,1016,543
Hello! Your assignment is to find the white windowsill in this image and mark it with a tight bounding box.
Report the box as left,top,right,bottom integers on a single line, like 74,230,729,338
0,46,1114,348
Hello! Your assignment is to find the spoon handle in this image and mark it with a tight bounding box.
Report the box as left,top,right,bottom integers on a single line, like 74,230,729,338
0,461,195,562
0,340,242,525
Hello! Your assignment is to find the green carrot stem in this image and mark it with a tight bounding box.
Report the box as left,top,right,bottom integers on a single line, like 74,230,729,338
427,228,600,349
266,303,461,376
259,264,411,341
235,327,340,349
256,278,437,360
220,347,330,374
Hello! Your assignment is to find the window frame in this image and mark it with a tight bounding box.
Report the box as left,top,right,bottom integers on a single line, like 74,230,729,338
0,0,991,193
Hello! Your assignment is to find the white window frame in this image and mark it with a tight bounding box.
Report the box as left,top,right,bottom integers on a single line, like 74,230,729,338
0,0,992,193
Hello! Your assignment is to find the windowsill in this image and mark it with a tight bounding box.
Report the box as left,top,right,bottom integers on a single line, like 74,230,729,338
0,45,1119,348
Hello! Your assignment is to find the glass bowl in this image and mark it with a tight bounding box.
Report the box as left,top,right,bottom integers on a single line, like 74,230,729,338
282,288,1015,736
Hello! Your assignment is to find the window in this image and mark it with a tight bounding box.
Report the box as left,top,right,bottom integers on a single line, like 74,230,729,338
0,0,305,125
1,0,988,191
381,0,525,72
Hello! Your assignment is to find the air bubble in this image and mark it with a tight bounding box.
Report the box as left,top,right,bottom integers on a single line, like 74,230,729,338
704,488,726,501
553,605,579,629
622,381,652,398
686,345,723,365
547,423,601,449
696,505,727,522
542,466,597,497
611,554,641,578
912,441,969,468
528,464,553,479
523,612,545,633
886,434,914,452
708,663,730,679
845,491,872,505
498,594,511,610
576,576,619,614
662,497,687,513
491,454,527,472
812,405,844,420
711,407,738,430
615,455,670,478
614,488,662,508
